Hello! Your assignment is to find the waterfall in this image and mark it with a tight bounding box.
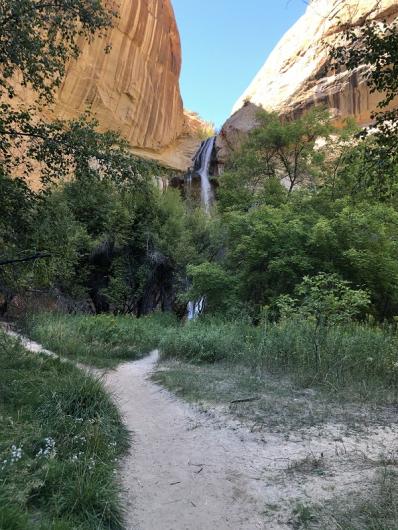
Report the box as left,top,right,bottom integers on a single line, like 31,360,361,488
186,137,215,320
187,298,205,321
193,136,216,214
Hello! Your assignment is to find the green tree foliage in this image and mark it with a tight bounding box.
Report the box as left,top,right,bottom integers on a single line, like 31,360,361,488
219,107,333,213
0,0,115,305
0,0,114,101
212,103,398,322
276,273,370,325
219,191,398,320
186,262,237,313
0,0,217,315
331,18,398,200
0,0,115,177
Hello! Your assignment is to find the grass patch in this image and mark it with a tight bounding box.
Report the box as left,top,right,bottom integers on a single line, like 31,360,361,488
153,361,396,433
159,317,398,402
0,330,129,529
297,469,398,529
22,312,176,368
22,312,398,401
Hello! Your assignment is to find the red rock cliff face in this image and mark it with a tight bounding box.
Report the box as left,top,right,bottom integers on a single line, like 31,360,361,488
218,0,398,163
19,0,201,171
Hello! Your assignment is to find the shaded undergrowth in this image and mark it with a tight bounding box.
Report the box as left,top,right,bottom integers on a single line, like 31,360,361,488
0,330,129,529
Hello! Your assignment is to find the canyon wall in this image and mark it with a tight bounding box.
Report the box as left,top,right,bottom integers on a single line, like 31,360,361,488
21,0,201,172
218,0,398,163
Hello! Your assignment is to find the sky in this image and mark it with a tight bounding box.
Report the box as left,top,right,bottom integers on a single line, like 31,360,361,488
172,0,307,128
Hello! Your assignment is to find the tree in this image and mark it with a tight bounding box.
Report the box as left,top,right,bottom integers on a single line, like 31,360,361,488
331,18,398,199
186,262,237,313
291,273,370,325
0,0,114,101
0,0,115,179
218,108,333,213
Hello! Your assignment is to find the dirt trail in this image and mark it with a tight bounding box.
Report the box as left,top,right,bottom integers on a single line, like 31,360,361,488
104,352,267,530
105,353,398,530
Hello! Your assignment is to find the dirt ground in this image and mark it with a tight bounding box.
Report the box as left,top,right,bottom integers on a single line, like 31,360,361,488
105,353,398,530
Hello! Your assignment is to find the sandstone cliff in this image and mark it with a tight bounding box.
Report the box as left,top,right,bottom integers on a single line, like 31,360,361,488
218,0,398,163
19,0,201,172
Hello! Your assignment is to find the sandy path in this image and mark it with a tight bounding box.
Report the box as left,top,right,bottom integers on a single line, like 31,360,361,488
105,353,398,530
104,351,267,530
2,326,266,528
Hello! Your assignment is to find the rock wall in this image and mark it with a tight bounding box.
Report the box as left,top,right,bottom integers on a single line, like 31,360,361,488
18,0,201,172
218,0,398,163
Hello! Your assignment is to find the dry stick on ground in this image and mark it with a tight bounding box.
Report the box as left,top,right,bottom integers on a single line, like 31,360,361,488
230,397,259,404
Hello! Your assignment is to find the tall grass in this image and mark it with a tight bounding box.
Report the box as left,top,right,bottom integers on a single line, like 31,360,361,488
0,330,129,529
23,311,398,400
159,317,398,400
23,312,176,368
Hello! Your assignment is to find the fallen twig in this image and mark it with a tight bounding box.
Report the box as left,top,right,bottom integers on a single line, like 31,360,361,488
230,397,259,404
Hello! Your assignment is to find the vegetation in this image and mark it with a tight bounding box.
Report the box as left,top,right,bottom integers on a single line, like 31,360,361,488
3,0,398,528
23,312,176,368
0,330,129,529
331,16,398,200
25,310,398,403
290,469,398,529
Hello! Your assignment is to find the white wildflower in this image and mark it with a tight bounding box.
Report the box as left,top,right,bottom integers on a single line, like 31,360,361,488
36,437,56,459
10,445,23,463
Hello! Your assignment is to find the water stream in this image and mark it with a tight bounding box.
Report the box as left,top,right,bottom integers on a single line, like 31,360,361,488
194,136,216,214
187,137,215,319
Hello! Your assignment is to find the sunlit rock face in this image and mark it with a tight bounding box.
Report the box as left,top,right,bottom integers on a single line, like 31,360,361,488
217,0,398,163
18,0,200,172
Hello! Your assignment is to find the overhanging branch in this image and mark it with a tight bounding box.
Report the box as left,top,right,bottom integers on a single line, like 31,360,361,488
0,253,51,266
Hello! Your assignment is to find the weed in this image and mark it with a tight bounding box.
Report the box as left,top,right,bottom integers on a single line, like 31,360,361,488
308,468,398,529
291,503,317,529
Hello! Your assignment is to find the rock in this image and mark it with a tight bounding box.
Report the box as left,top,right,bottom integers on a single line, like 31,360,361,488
218,0,398,163
15,0,202,172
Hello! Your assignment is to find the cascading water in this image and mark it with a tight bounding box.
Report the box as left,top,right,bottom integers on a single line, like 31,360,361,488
193,136,216,214
187,136,216,320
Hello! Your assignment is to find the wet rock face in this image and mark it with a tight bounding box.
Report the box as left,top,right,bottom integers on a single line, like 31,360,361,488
217,0,398,163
